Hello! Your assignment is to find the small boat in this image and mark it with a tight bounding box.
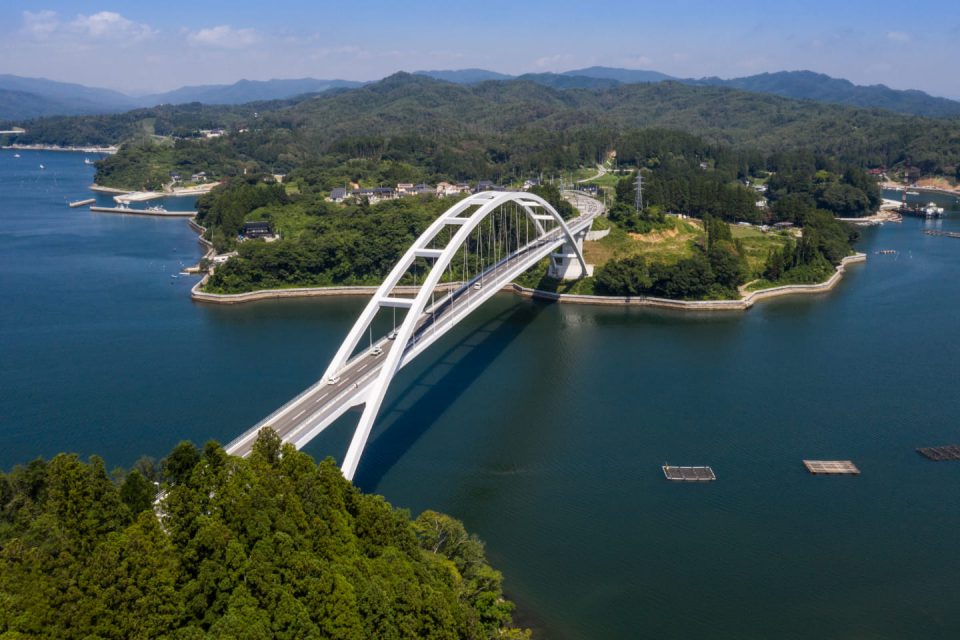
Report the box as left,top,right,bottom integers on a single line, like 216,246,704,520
906,190,920,196
13,153,20,158
39,164,45,170
923,202,944,217
147,205,168,212
83,158,94,165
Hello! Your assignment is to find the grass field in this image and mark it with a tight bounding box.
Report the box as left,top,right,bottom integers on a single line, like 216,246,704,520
729,224,795,275
581,217,794,277
513,216,799,297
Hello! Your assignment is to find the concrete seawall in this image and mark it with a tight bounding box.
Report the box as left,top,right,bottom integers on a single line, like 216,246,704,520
191,253,866,310
508,253,867,311
191,280,463,305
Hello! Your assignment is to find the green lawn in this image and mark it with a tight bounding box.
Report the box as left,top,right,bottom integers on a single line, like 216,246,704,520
730,225,795,275
578,217,794,283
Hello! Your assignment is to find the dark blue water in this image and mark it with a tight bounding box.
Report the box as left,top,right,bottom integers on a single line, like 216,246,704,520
3,150,960,638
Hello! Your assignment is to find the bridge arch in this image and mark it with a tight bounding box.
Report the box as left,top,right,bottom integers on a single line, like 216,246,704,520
326,191,588,479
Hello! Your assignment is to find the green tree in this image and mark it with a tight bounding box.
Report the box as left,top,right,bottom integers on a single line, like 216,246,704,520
119,469,156,514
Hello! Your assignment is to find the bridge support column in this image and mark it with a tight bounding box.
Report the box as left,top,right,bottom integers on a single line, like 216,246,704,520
548,220,594,280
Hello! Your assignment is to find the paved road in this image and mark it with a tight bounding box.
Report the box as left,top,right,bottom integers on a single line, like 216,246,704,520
226,196,603,457
577,164,608,184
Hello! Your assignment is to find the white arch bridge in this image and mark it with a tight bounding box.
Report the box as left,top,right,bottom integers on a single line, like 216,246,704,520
225,190,602,479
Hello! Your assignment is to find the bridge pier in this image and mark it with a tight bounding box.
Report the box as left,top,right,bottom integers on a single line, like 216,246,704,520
548,220,594,280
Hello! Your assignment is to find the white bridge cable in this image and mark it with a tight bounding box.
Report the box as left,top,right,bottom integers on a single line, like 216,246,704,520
223,191,597,475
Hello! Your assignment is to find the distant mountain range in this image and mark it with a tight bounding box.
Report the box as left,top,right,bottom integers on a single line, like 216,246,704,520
2,67,959,122
0,74,136,118
137,78,362,108
0,76,361,120
686,70,960,117
413,67,960,118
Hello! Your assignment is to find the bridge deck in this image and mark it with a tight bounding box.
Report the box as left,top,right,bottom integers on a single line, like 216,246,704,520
225,194,601,459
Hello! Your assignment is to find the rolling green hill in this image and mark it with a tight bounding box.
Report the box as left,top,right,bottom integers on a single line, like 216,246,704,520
7,73,959,187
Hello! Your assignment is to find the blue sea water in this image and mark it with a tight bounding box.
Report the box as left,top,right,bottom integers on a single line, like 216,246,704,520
3,150,960,638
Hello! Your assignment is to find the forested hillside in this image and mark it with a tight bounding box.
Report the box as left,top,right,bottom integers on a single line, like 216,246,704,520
5,73,959,186
0,430,527,639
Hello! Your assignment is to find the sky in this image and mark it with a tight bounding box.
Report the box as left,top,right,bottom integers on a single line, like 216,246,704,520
2,0,959,99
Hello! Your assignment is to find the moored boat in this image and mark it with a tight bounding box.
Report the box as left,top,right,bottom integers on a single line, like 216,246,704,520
923,202,944,217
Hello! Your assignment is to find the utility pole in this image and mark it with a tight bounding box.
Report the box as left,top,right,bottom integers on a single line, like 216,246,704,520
634,168,644,213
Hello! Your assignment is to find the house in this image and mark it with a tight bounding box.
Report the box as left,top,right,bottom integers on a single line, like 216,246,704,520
523,178,541,189
328,187,347,203
241,221,275,239
475,180,505,193
212,251,238,264
413,183,434,195
753,184,768,193
191,171,208,182
396,183,414,194
351,187,395,203
756,199,768,209
272,174,286,184
867,168,886,176
169,173,182,183
773,221,794,230
435,182,470,197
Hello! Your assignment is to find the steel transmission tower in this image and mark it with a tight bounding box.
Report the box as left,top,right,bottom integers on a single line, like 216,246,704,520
634,169,643,213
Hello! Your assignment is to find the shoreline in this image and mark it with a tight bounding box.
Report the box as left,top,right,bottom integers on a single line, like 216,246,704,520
509,253,866,310
90,182,221,198
881,181,960,198
3,143,119,154
190,253,867,311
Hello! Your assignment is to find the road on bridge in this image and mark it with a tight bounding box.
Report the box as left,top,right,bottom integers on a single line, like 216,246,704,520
226,192,603,458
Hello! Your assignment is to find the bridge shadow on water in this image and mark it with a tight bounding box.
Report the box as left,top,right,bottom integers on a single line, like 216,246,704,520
352,297,550,490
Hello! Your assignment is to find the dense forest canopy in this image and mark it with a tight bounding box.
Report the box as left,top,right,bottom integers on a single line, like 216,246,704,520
4,73,959,187
0,430,529,639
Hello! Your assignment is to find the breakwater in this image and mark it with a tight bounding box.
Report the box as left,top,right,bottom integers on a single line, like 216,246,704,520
90,206,196,217
3,143,118,154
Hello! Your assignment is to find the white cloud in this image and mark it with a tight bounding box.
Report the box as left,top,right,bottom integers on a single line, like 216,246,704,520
886,31,911,43
187,25,261,49
70,11,156,41
21,10,155,43
21,10,60,39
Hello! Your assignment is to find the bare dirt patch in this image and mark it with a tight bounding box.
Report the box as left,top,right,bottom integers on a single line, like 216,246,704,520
628,228,680,242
